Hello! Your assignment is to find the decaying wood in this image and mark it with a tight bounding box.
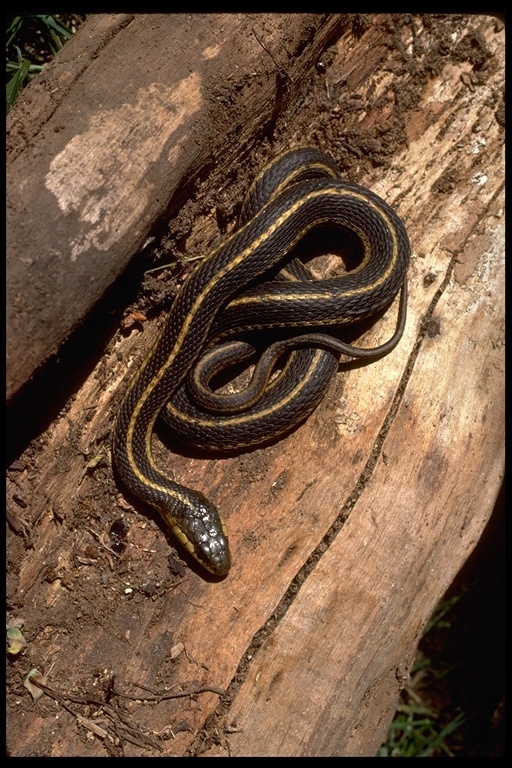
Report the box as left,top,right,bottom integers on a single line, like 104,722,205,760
6,12,345,401
6,14,504,757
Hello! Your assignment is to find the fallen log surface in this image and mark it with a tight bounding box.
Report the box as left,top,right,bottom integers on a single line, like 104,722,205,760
6,13,504,757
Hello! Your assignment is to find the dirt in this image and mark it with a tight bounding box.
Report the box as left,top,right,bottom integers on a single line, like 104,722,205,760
6,14,504,757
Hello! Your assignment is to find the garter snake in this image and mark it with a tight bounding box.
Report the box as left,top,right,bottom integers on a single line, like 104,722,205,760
112,148,410,576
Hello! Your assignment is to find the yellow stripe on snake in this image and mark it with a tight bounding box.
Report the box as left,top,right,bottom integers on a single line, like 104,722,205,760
112,148,410,575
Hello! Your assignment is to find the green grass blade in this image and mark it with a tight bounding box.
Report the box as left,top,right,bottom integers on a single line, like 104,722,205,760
6,57,30,113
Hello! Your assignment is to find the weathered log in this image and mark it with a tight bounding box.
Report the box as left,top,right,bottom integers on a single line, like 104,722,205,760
7,12,344,401
6,13,504,757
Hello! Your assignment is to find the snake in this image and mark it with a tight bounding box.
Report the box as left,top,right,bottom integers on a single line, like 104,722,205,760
112,147,410,576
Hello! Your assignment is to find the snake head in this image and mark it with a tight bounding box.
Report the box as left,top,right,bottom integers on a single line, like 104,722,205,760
162,491,232,576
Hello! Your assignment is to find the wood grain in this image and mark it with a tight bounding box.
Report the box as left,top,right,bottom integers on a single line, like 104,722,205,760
6,14,503,757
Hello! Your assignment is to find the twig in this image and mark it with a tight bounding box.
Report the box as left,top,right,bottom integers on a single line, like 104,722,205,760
252,27,292,83
26,675,162,753
113,682,225,703
27,672,225,754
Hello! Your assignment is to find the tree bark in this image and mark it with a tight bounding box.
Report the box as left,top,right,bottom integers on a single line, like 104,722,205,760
6,13,504,757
